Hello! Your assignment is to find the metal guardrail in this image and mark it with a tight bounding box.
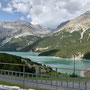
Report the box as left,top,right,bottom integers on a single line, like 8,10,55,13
0,62,90,90
0,69,89,90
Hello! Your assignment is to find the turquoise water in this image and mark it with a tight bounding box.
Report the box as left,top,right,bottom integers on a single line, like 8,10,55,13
0,51,90,75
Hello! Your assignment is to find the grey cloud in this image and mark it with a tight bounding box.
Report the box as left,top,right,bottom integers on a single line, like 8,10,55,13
64,1,82,14
1,0,90,29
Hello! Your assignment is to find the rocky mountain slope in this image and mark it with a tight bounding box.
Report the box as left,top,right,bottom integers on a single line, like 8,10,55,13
0,35,41,51
56,20,70,30
56,11,90,40
0,21,50,39
0,21,51,51
34,11,90,58
0,11,90,58
0,53,52,73
0,19,68,51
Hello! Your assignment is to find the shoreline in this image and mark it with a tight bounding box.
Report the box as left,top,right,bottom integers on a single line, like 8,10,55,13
45,55,84,60
0,51,89,61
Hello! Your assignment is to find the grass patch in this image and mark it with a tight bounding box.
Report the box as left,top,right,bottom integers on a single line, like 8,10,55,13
0,80,22,87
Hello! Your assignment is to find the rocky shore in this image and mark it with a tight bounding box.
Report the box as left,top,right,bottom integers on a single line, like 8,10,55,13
0,85,35,90
80,67,90,77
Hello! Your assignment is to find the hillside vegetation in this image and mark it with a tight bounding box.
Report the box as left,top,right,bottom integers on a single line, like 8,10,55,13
0,53,41,73
37,11,90,58
83,52,90,60
0,36,40,51
38,28,90,58
0,11,90,59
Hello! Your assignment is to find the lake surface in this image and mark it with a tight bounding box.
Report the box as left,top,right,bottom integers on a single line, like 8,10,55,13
0,51,90,75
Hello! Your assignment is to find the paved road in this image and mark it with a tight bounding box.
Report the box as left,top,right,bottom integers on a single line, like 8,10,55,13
0,75,90,90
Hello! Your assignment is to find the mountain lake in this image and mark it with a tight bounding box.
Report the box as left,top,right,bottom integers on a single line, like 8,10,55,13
0,51,90,75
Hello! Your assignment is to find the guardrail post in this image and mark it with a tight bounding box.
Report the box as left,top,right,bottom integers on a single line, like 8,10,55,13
0,70,2,77
15,72,17,79
67,77,68,88
51,76,52,85
36,74,38,89
61,77,62,86
46,75,47,84
32,74,33,82
72,78,74,88
19,72,21,78
41,75,42,83
78,79,80,89
8,71,9,78
85,81,87,90
23,65,25,89
12,71,13,78
56,68,58,90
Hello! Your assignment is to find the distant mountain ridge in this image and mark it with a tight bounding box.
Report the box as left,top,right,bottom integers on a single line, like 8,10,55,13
56,20,70,30
0,21,52,51
33,11,90,58
0,11,90,58
0,20,68,51
0,21,50,43
57,11,90,40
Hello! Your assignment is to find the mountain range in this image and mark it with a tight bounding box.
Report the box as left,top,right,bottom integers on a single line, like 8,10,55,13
0,11,90,58
0,21,52,51
38,11,90,58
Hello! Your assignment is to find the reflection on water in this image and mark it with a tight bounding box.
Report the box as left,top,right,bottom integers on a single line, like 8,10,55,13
0,51,90,75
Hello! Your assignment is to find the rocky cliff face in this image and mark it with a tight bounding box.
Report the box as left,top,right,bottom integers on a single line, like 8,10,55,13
0,21,51,46
0,11,90,54
33,11,90,58
57,11,90,39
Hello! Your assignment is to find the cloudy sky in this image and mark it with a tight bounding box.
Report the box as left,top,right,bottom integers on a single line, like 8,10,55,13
0,0,90,29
